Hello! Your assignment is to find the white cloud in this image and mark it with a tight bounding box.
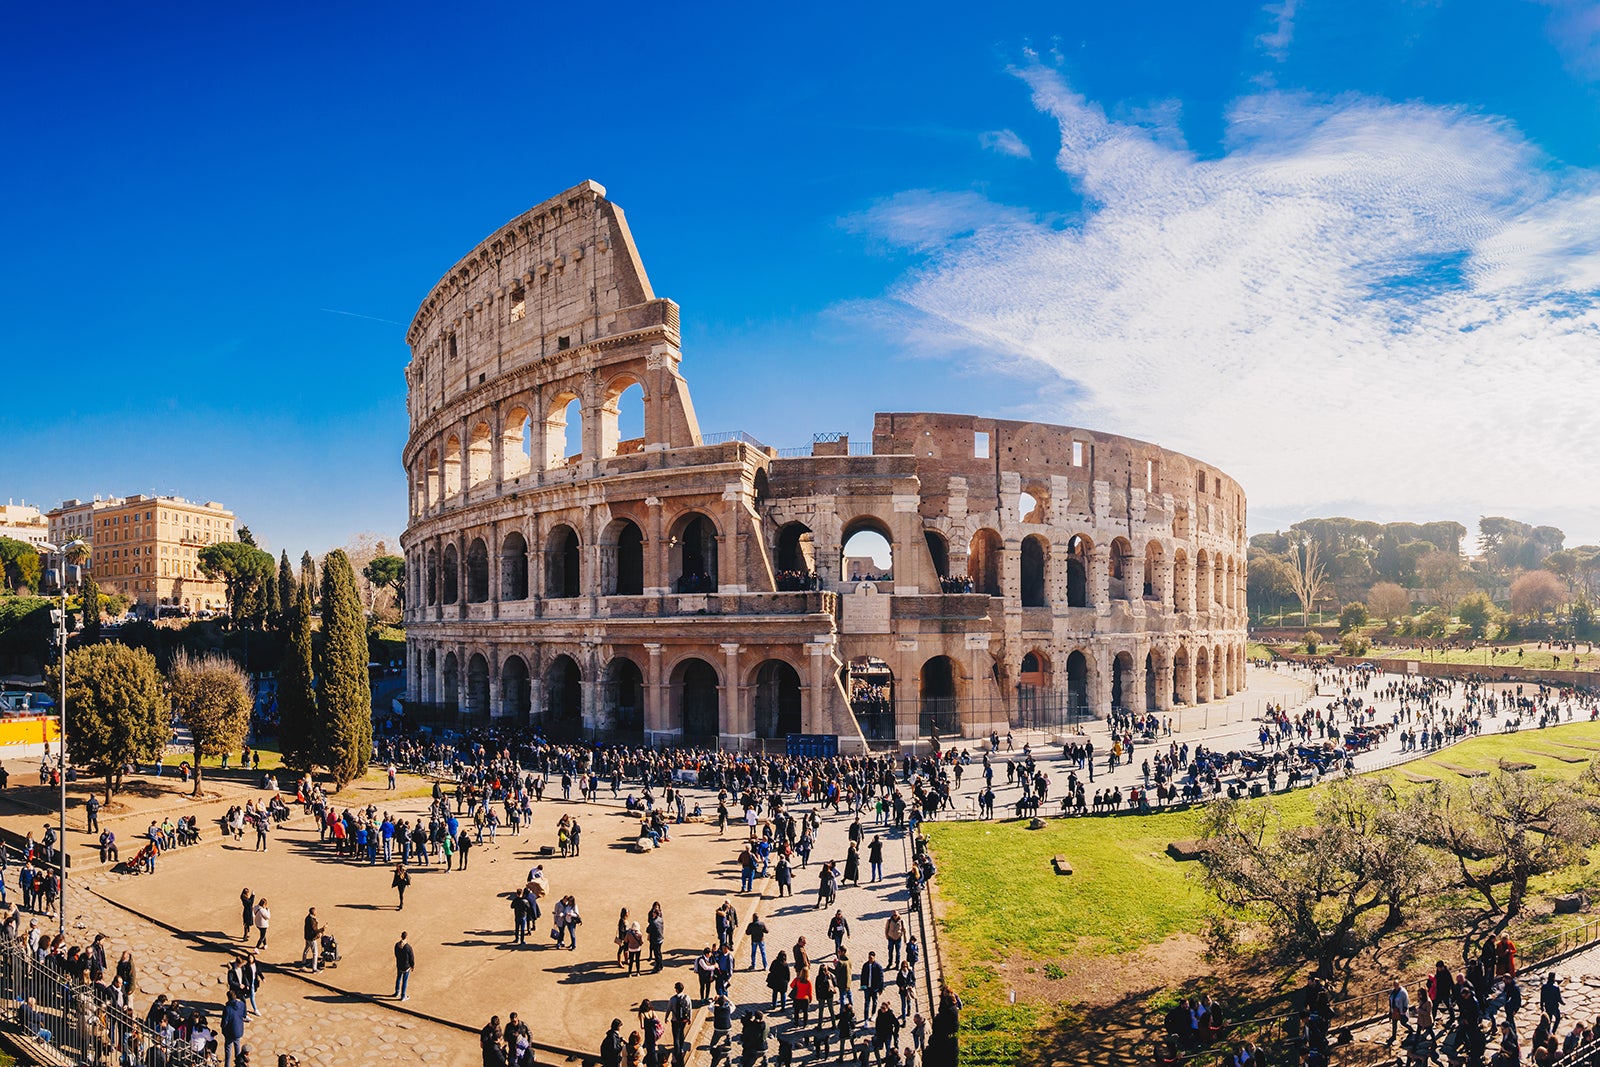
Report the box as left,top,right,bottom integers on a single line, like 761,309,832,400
851,65,1600,542
979,128,1033,159
1257,0,1299,63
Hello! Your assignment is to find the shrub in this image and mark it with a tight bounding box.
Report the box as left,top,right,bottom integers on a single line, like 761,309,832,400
1303,631,1320,655
1340,633,1370,657
1338,602,1370,634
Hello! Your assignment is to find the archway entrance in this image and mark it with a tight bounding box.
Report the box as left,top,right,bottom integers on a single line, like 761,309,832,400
1066,535,1091,607
1111,651,1134,712
919,656,960,735
547,525,581,598
1021,536,1048,607
1065,650,1089,713
502,656,532,725
606,520,644,596
602,658,644,740
1145,653,1159,712
753,660,803,739
545,655,584,739
846,657,895,740
441,652,459,711
466,654,490,717
776,524,816,589
673,515,718,593
968,529,1002,596
674,658,720,744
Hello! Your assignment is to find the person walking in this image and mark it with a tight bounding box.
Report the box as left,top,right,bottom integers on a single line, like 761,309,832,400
868,836,884,883
829,909,851,956
302,908,323,972
861,952,886,1018
1541,972,1564,1031
392,863,410,911
747,913,769,971
220,988,247,1067
884,912,905,968
1387,978,1414,1047
647,903,666,974
240,888,255,941
667,981,693,1057
252,898,270,950
394,931,415,1001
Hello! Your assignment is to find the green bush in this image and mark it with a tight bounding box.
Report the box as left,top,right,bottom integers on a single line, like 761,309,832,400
1338,602,1370,633
1303,630,1320,655
1340,633,1370,657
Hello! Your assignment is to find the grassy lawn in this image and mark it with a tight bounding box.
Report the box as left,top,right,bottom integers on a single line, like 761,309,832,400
928,721,1600,1066
1365,644,1589,671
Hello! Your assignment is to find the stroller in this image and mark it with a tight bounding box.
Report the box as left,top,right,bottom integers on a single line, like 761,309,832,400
319,933,342,968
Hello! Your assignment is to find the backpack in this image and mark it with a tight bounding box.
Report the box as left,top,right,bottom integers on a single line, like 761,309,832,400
674,997,691,1023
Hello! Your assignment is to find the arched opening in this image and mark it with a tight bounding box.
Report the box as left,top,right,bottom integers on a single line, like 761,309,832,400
1174,550,1192,612
1214,645,1228,696
441,543,459,604
1174,646,1192,704
671,513,719,593
441,652,459,711
753,660,803,739
443,434,462,496
1214,555,1226,607
423,450,441,509
501,656,531,725
1109,538,1134,600
544,392,583,470
500,532,529,600
605,519,645,596
752,468,771,505
1020,650,1051,688
466,654,490,716
1021,535,1048,607
1066,535,1092,608
968,528,1002,596
1196,646,1212,702
1019,484,1048,524
425,649,437,703
919,656,960,734
545,655,584,739
776,523,816,590
1145,652,1160,712
602,658,644,738
1144,542,1164,600
846,657,895,740
841,519,893,583
546,524,581,598
1065,650,1090,713
1111,651,1135,712
466,538,489,603
501,405,532,480
467,422,493,487
425,547,438,606
601,379,646,458
1195,550,1211,610
673,658,720,743
925,530,951,585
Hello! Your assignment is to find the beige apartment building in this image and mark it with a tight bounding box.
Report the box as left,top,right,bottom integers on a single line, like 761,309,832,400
0,503,49,547
49,495,238,612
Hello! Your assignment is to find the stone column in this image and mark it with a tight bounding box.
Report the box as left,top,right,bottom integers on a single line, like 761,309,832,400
645,497,666,595
807,642,833,735
1126,646,1146,713
1091,546,1111,612
644,643,668,742
1156,658,1174,712
721,643,743,742
1159,555,1175,612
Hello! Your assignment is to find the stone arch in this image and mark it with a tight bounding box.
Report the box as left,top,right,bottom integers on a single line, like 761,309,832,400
441,651,459,710
968,528,1003,596
1018,482,1049,524
501,404,532,479
425,547,438,606
919,655,962,731
671,657,721,742
442,543,459,604
544,390,583,470
670,511,720,593
443,433,462,496
1111,650,1136,711
544,654,584,739
423,449,441,508
466,537,489,603
501,655,531,724
1021,534,1049,607
602,518,645,596
467,421,493,487
776,522,816,588
752,659,804,739
602,657,645,737
841,516,894,583
846,656,895,741
924,529,950,581
1064,649,1091,712
1144,541,1164,600
501,531,529,600
600,375,647,458
1173,645,1192,704
1196,645,1212,702
546,523,581,598
424,648,437,702
1066,534,1093,608
466,652,490,716
1109,537,1134,600
1144,650,1161,712
1195,549,1211,609
1173,549,1192,612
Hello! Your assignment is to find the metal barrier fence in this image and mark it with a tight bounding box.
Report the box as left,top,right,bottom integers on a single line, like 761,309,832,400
0,934,208,1066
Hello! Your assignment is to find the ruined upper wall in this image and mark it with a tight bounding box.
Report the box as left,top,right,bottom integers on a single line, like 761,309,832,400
404,181,678,428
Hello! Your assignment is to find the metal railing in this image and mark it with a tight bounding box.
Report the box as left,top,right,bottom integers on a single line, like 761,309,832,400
0,934,207,1066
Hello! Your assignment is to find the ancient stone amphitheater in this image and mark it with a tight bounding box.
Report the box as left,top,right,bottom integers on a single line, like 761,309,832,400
400,181,1247,751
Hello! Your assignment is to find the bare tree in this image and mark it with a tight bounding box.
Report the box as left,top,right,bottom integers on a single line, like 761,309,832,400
1366,581,1412,624
168,651,254,796
1286,537,1329,628
342,532,399,616
1510,569,1566,620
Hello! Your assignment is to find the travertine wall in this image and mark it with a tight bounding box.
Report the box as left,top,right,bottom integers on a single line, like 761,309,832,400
400,183,1247,751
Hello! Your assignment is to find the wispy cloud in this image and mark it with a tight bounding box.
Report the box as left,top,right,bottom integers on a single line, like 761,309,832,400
1539,0,1600,78
1257,0,1298,63
979,128,1032,159
848,65,1600,541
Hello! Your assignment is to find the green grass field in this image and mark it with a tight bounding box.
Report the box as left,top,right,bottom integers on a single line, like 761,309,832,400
1363,644,1589,671
927,721,1600,1065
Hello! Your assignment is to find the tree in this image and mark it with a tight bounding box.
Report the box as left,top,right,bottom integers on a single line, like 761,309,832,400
80,575,103,643
1285,538,1328,627
263,563,280,625
1458,592,1497,639
1338,602,1370,633
364,554,406,611
315,550,371,788
1247,553,1296,617
300,551,317,603
1200,781,1438,978
53,644,169,801
168,651,253,796
237,526,257,547
277,579,317,773
1422,770,1600,918
198,542,277,626
277,551,295,625
1511,569,1566,619
0,537,42,593
1366,581,1412,624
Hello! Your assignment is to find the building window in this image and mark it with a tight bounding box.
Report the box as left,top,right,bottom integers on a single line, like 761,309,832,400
1072,441,1085,467
974,431,989,459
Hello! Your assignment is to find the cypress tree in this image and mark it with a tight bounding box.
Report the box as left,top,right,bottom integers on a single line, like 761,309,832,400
81,576,102,643
277,551,294,624
300,551,317,600
277,580,316,772
263,560,280,624
315,550,371,788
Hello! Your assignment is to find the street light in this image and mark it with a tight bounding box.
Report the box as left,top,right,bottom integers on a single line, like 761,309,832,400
38,539,85,939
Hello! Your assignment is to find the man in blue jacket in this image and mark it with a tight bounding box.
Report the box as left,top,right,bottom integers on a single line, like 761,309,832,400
221,988,247,1067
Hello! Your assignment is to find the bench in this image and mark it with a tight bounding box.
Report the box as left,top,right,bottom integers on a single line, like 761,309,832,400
1051,854,1074,876
1167,840,1212,862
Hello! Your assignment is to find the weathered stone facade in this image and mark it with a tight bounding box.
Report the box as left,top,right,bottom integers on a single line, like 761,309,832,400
400,181,1248,751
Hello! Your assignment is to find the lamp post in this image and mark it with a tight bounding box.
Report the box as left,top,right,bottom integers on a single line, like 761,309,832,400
38,539,84,939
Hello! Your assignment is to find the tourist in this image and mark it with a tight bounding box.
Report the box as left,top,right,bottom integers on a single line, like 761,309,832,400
647,902,665,973
252,898,270,949
394,930,415,1001
221,989,247,1067
747,913,769,970
393,863,411,910
861,952,886,1017
240,888,255,940
301,908,323,972
767,950,792,1011
667,980,693,1056
600,1018,625,1067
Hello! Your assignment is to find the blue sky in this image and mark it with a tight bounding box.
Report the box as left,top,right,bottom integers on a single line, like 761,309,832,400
6,1,1599,555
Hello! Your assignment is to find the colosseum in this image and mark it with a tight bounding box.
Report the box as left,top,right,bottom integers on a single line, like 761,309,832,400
400,181,1248,752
